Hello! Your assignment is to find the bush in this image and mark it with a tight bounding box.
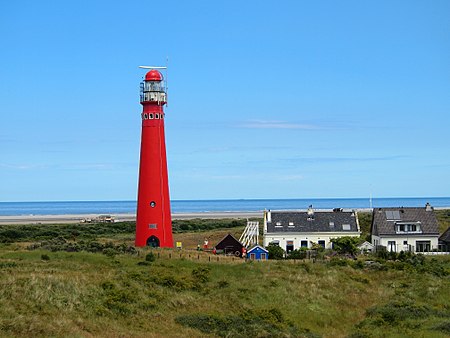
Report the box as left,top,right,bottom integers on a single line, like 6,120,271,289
266,244,285,260
175,309,310,337
287,248,307,260
192,267,210,283
330,236,359,255
145,252,156,262
102,248,119,258
433,321,450,334
41,254,50,261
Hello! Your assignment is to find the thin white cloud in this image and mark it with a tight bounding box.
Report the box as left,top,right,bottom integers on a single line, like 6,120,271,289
0,163,48,170
175,172,304,182
0,162,134,171
283,155,406,163
238,120,321,130
276,174,304,181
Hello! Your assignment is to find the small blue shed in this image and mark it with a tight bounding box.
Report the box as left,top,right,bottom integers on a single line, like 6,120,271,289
247,245,269,261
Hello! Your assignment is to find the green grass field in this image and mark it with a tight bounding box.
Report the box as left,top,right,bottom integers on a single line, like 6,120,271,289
0,215,449,338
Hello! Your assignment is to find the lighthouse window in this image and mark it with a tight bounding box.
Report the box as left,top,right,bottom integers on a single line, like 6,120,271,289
150,201,156,208
155,114,160,119
143,113,148,119
149,113,154,119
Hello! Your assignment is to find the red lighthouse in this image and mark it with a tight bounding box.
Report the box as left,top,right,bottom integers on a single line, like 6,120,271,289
135,68,173,247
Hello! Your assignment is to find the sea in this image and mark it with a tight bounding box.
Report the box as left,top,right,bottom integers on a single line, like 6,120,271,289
0,197,449,216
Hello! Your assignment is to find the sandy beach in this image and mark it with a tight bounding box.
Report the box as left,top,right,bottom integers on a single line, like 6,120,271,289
0,212,262,225
1,207,446,225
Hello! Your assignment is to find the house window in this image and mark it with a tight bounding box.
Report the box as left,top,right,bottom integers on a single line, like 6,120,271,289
286,241,294,253
342,224,351,230
270,241,280,246
388,241,396,252
275,222,282,227
289,222,294,226
318,240,325,248
395,223,421,234
300,240,308,248
261,253,267,260
249,253,256,260
416,241,431,253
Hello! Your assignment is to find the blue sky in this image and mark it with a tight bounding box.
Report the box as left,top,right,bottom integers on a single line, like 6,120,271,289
1,0,449,202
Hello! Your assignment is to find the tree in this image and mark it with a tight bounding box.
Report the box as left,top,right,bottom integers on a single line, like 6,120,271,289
287,248,307,260
330,236,359,255
266,243,285,260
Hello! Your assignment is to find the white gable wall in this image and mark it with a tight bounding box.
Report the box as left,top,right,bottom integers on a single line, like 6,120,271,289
263,231,360,251
372,235,439,252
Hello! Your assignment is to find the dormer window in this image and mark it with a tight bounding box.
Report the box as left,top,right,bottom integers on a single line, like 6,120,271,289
395,222,421,234
275,222,282,227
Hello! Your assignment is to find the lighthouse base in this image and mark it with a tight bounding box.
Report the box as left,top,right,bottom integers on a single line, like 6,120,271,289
146,236,160,247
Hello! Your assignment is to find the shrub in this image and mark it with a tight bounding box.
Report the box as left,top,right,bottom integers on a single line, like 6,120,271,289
266,244,285,260
216,280,229,289
433,321,450,334
41,254,50,261
287,248,307,260
192,266,210,283
0,261,18,269
174,310,309,337
330,236,359,255
102,248,118,258
145,252,156,262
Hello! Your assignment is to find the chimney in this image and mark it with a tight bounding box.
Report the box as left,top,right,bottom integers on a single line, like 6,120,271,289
267,210,272,223
425,203,433,212
307,205,314,221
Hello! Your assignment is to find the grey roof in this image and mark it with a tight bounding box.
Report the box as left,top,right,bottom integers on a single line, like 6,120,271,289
439,227,450,244
371,207,439,236
266,210,359,233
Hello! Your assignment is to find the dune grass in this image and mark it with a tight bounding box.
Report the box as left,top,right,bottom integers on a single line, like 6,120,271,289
0,245,449,338
0,215,449,337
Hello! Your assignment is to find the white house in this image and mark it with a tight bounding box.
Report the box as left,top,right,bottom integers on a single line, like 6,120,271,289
357,241,375,253
263,206,361,253
371,203,440,253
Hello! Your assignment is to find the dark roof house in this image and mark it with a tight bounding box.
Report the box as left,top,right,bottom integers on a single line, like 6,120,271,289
214,234,244,257
371,204,439,237
266,208,359,234
263,206,361,251
370,203,441,253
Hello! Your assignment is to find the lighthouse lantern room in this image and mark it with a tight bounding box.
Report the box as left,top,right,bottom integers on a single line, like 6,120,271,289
135,68,173,248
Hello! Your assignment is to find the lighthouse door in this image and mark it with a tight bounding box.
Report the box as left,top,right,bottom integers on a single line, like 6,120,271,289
146,236,160,247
